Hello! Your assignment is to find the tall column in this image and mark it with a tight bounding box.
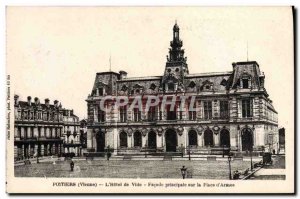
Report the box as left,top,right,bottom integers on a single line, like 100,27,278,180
237,129,242,152
40,127,44,137
162,132,165,151
128,134,133,148
156,133,162,149
33,127,38,138
198,133,203,147
21,144,25,159
87,129,93,151
28,144,31,157
44,144,48,156
142,134,147,148
214,133,220,146
21,127,25,139
34,144,38,156
40,144,44,156
14,145,18,159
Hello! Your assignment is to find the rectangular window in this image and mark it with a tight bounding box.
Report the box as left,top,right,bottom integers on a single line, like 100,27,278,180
148,107,156,121
242,78,249,88
38,127,41,138
99,88,104,96
204,101,212,120
97,107,106,122
188,103,196,120
166,105,177,120
24,127,27,139
220,100,229,118
168,83,174,91
119,106,127,122
133,108,141,122
17,127,21,138
242,99,253,118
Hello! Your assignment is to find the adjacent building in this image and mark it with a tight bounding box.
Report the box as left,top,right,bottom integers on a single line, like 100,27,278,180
13,95,84,160
62,109,81,156
14,96,64,160
84,23,278,156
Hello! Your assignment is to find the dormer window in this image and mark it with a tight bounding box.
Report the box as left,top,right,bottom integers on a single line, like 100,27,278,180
200,80,213,91
99,88,104,96
242,78,249,88
168,83,175,91
150,83,157,90
240,72,251,89
188,81,196,89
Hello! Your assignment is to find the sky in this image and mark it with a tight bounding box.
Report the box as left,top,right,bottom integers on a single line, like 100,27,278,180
6,7,293,127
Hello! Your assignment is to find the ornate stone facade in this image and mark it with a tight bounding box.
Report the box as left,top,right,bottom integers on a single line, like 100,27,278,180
13,95,84,160
86,23,278,156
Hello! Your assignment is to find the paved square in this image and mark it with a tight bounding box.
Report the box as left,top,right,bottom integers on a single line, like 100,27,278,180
15,159,253,179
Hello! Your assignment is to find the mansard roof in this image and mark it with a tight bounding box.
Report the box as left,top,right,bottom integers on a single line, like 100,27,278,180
17,101,58,110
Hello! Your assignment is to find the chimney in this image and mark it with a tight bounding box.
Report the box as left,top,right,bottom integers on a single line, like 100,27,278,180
232,62,236,70
70,109,74,116
14,95,19,106
45,98,50,107
54,100,59,107
27,96,32,106
119,70,128,80
34,97,40,105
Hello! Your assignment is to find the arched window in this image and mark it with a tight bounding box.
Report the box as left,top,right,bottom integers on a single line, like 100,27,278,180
188,130,198,146
148,131,157,149
220,129,230,147
134,131,142,147
119,131,127,148
165,129,177,152
96,131,105,152
204,129,214,147
241,128,253,151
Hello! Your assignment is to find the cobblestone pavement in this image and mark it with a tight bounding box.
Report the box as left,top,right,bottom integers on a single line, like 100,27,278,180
15,159,254,179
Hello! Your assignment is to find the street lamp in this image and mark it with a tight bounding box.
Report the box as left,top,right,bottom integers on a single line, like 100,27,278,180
180,166,187,179
250,148,253,171
228,154,232,180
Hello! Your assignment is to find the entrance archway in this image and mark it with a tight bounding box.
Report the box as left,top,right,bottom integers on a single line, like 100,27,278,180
148,131,157,149
119,131,128,148
188,130,198,146
204,129,214,147
134,131,142,147
96,131,105,152
241,128,253,151
220,129,230,147
165,129,177,152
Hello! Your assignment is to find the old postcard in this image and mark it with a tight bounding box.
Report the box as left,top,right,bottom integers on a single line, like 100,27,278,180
6,6,294,194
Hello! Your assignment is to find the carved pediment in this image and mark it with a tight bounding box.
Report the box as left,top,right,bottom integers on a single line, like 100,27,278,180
200,80,214,91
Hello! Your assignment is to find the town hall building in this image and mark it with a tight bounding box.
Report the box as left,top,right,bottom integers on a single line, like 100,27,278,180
86,23,278,157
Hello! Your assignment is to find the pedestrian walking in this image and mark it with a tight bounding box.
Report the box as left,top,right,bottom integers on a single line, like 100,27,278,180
70,160,74,172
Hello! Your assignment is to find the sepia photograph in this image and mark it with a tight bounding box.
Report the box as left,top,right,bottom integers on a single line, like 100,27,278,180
5,6,294,194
